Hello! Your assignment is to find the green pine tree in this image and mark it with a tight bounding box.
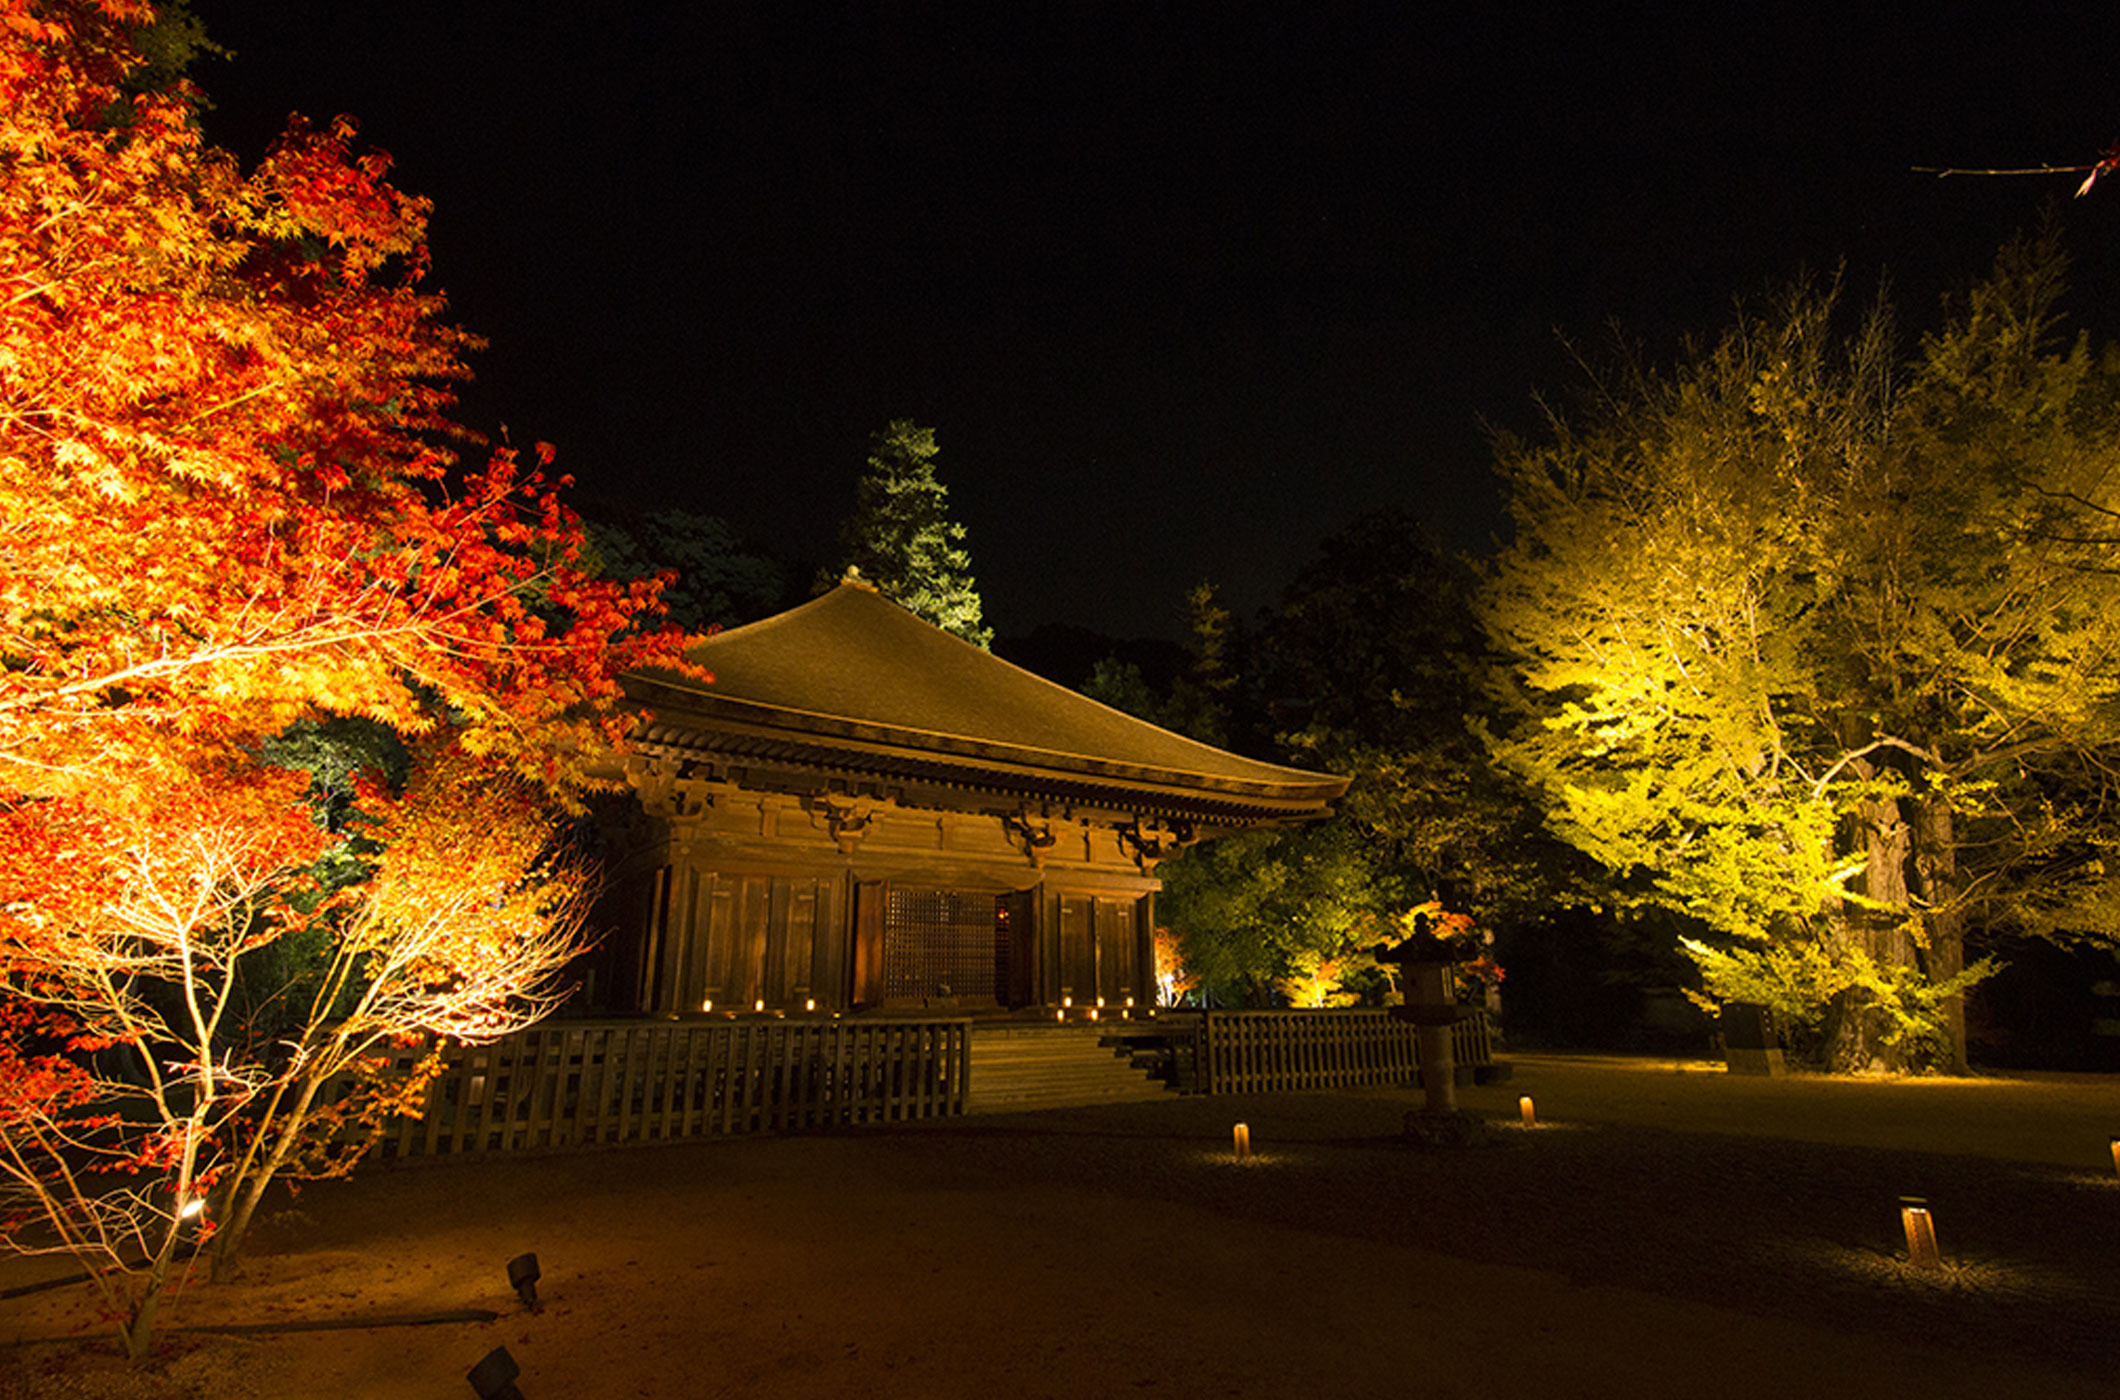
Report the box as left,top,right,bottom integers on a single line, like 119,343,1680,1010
836,420,993,648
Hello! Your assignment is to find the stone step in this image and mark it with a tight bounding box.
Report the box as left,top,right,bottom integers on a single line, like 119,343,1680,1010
966,1085,1170,1112
970,1046,1134,1065
974,1057,1166,1075
966,1058,1147,1080
965,1027,1173,1113
968,1072,1160,1094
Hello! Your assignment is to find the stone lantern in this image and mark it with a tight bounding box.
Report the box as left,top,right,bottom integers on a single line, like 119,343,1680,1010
1375,915,1487,1147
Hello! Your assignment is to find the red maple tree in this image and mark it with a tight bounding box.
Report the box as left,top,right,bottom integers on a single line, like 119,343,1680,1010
0,0,689,1357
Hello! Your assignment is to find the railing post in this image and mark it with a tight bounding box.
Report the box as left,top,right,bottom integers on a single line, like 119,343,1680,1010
1204,1009,1221,1103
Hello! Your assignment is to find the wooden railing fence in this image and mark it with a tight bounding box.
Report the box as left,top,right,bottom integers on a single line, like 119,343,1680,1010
336,1010,1492,1159
365,1017,970,1159
1193,1009,1493,1094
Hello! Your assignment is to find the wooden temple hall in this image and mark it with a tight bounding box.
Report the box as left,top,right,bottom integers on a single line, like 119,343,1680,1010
585,576,1347,1018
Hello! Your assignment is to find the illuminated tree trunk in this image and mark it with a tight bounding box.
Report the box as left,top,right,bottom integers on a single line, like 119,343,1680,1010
207,1068,327,1282
1818,752,1969,1074
1910,796,1970,1074
1821,772,1919,1072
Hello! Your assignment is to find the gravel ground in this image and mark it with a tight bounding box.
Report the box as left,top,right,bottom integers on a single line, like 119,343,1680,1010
3,1054,2115,1399
885,1082,2120,1371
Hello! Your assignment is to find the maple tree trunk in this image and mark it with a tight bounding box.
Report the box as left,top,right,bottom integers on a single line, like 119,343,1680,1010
208,1065,329,1282
117,1115,215,1362
118,1239,179,1364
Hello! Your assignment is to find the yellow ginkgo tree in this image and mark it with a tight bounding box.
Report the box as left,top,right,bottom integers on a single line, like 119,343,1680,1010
1482,239,2120,1072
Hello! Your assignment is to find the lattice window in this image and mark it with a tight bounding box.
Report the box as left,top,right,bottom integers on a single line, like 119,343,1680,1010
884,887,1007,1002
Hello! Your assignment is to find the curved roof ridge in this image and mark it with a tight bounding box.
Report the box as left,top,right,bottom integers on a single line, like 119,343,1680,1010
631,581,1347,814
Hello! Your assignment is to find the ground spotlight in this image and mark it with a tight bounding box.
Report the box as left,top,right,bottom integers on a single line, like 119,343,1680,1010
468,1345,526,1399
174,1193,209,1244
1899,1197,1941,1269
507,1252,542,1310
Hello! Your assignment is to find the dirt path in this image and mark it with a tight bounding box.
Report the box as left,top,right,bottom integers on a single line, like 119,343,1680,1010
4,1057,2115,1399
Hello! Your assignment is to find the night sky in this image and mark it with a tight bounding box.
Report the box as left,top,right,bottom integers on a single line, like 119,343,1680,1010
193,2,2120,640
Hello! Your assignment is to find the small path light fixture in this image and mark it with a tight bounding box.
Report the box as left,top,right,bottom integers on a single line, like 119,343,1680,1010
2110,1136,2119,1177
507,1252,542,1311
1232,1122,1252,1160
1899,1197,1942,1269
468,1346,526,1399
1518,1095,1536,1127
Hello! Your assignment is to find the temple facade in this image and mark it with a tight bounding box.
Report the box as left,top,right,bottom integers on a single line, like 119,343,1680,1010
585,577,1346,1017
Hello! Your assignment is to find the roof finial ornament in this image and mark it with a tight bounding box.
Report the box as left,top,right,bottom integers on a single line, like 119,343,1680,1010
841,564,876,591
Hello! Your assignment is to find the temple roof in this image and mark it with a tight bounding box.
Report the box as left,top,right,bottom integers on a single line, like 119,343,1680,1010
624,579,1347,825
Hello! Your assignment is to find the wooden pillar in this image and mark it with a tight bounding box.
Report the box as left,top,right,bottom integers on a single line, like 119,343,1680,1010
852,881,885,1007
634,864,672,1014
1136,891,1157,1008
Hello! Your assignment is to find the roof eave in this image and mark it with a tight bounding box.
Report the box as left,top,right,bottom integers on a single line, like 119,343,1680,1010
624,671,1350,809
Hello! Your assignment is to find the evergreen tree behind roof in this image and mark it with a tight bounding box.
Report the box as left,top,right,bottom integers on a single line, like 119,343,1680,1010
837,419,993,648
